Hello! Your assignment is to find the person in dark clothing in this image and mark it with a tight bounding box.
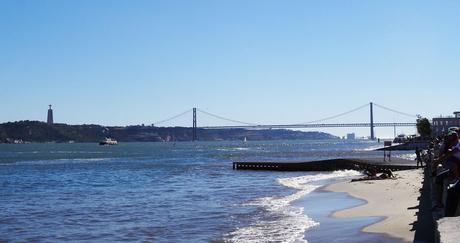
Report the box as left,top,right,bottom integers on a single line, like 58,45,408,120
445,176,460,216
415,147,423,168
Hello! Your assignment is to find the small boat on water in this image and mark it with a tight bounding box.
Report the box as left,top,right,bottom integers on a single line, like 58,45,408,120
99,137,118,145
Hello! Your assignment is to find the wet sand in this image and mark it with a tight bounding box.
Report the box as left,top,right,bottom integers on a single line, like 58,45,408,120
325,169,423,242
299,188,399,243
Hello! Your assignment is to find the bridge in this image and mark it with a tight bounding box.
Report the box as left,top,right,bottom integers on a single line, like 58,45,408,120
153,102,418,141
201,123,416,129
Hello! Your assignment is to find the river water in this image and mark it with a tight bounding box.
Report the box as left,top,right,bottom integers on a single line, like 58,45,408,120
0,140,413,242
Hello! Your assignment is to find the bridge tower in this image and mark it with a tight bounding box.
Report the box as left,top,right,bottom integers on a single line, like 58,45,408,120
370,102,375,140
192,108,197,141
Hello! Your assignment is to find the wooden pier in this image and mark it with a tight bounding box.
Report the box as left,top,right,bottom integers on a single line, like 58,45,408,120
233,157,419,172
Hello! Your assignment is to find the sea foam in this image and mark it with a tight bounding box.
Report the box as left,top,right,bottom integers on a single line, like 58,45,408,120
225,170,362,243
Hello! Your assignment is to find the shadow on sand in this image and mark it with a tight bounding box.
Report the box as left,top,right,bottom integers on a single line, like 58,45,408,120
410,168,435,243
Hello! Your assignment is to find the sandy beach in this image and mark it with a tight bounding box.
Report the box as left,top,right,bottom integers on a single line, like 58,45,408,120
325,169,424,242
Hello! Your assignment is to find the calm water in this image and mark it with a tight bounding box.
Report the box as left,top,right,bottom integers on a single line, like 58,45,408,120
0,140,412,242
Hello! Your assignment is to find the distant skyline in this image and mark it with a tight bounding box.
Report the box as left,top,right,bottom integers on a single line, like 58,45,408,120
1,1,459,137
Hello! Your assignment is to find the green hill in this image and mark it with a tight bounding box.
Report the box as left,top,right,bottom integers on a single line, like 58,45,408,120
0,121,338,143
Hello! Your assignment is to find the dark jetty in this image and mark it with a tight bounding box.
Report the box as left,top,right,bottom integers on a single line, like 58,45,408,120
233,157,418,171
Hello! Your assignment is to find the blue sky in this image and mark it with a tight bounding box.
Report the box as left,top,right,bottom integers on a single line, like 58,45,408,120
1,0,459,137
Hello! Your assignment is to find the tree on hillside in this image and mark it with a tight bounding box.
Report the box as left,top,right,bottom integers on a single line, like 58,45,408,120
416,115,432,138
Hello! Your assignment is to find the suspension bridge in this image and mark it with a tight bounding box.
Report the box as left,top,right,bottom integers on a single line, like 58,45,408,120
153,102,417,141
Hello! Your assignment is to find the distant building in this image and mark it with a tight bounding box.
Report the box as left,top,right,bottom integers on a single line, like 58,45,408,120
346,133,355,140
47,105,54,124
432,111,460,136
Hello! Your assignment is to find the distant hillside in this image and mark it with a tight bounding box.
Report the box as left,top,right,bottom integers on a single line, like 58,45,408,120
0,121,338,143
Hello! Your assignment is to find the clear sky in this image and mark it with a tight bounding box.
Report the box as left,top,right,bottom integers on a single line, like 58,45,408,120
1,0,459,138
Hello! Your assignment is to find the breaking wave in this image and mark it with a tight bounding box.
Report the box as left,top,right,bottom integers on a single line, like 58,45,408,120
225,170,362,242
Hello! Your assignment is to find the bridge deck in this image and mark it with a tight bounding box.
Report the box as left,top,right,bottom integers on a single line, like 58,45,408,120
204,122,416,129
233,157,418,171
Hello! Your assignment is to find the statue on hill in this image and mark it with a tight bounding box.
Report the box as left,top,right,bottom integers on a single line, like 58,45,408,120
47,105,53,125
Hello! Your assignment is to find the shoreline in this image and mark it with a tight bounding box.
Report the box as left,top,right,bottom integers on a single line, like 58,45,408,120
299,177,400,243
318,185,401,242
324,169,423,242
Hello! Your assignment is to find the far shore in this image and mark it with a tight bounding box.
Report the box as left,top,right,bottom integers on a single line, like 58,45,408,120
325,169,423,242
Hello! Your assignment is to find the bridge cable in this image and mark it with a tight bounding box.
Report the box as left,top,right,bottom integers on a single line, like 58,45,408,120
196,108,259,126
373,103,417,118
296,103,370,125
153,109,193,126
